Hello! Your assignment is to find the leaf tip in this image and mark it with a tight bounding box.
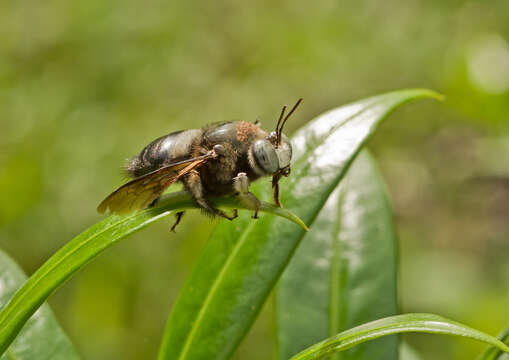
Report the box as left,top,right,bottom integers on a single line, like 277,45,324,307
435,92,446,102
415,88,445,102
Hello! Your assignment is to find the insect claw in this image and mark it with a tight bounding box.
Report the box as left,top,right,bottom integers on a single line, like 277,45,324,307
217,208,238,220
170,211,185,233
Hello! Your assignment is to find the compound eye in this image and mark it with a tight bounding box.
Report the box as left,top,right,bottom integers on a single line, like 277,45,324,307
275,134,292,169
253,139,279,174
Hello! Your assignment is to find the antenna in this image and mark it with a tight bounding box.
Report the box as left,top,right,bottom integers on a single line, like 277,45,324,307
275,105,287,137
278,98,303,144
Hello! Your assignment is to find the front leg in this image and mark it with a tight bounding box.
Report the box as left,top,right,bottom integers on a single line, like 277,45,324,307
183,169,238,220
233,172,261,218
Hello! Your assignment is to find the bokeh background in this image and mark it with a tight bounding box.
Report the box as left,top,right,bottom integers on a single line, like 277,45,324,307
1,1,509,359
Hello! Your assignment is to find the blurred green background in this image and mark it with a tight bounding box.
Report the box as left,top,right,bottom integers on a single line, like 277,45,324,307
1,1,509,359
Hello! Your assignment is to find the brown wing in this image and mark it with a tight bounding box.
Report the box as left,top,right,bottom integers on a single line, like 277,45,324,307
97,152,214,215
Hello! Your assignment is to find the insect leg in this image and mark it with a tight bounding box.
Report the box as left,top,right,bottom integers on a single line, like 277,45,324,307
184,170,238,220
170,211,185,232
233,172,261,219
272,173,281,207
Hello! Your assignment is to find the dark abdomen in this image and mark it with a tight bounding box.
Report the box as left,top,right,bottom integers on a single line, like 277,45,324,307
126,129,202,177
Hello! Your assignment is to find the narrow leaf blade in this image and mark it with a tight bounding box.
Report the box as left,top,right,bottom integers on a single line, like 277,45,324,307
289,314,509,360
158,89,441,360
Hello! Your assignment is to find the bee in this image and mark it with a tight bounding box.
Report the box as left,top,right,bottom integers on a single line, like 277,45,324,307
97,99,302,231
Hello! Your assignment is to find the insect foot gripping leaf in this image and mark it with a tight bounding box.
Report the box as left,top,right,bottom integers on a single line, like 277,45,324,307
157,89,442,360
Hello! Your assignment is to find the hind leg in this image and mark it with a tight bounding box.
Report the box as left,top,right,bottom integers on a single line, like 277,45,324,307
183,170,238,220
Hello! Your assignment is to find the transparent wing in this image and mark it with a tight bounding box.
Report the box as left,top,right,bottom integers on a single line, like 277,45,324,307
97,152,214,214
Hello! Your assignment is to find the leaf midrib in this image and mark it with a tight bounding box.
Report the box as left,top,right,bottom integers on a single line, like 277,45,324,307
176,219,257,360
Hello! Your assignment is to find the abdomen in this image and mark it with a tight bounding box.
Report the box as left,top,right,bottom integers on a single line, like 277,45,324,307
126,129,202,177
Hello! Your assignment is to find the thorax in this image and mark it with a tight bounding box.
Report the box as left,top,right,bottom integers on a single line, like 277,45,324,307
200,121,267,194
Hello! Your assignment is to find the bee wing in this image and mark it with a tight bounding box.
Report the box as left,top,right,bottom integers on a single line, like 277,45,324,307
97,152,214,215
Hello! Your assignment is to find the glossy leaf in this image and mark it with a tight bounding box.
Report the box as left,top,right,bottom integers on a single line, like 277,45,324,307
290,314,509,360
0,250,79,360
478,326,509,360
158,89,441,360
275,150,399,360
0,191,304,355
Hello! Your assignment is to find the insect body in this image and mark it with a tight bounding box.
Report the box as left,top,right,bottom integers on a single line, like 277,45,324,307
97,99,302,230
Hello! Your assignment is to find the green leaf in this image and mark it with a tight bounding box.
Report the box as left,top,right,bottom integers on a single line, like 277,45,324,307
289,314,509,360
478,326,509,360
0,249,79,360
399,342,423,360
158,89,441,360
275,150,399,360
0,192,304,356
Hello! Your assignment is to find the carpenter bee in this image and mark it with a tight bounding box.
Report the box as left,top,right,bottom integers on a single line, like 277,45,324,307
97,99,302,231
